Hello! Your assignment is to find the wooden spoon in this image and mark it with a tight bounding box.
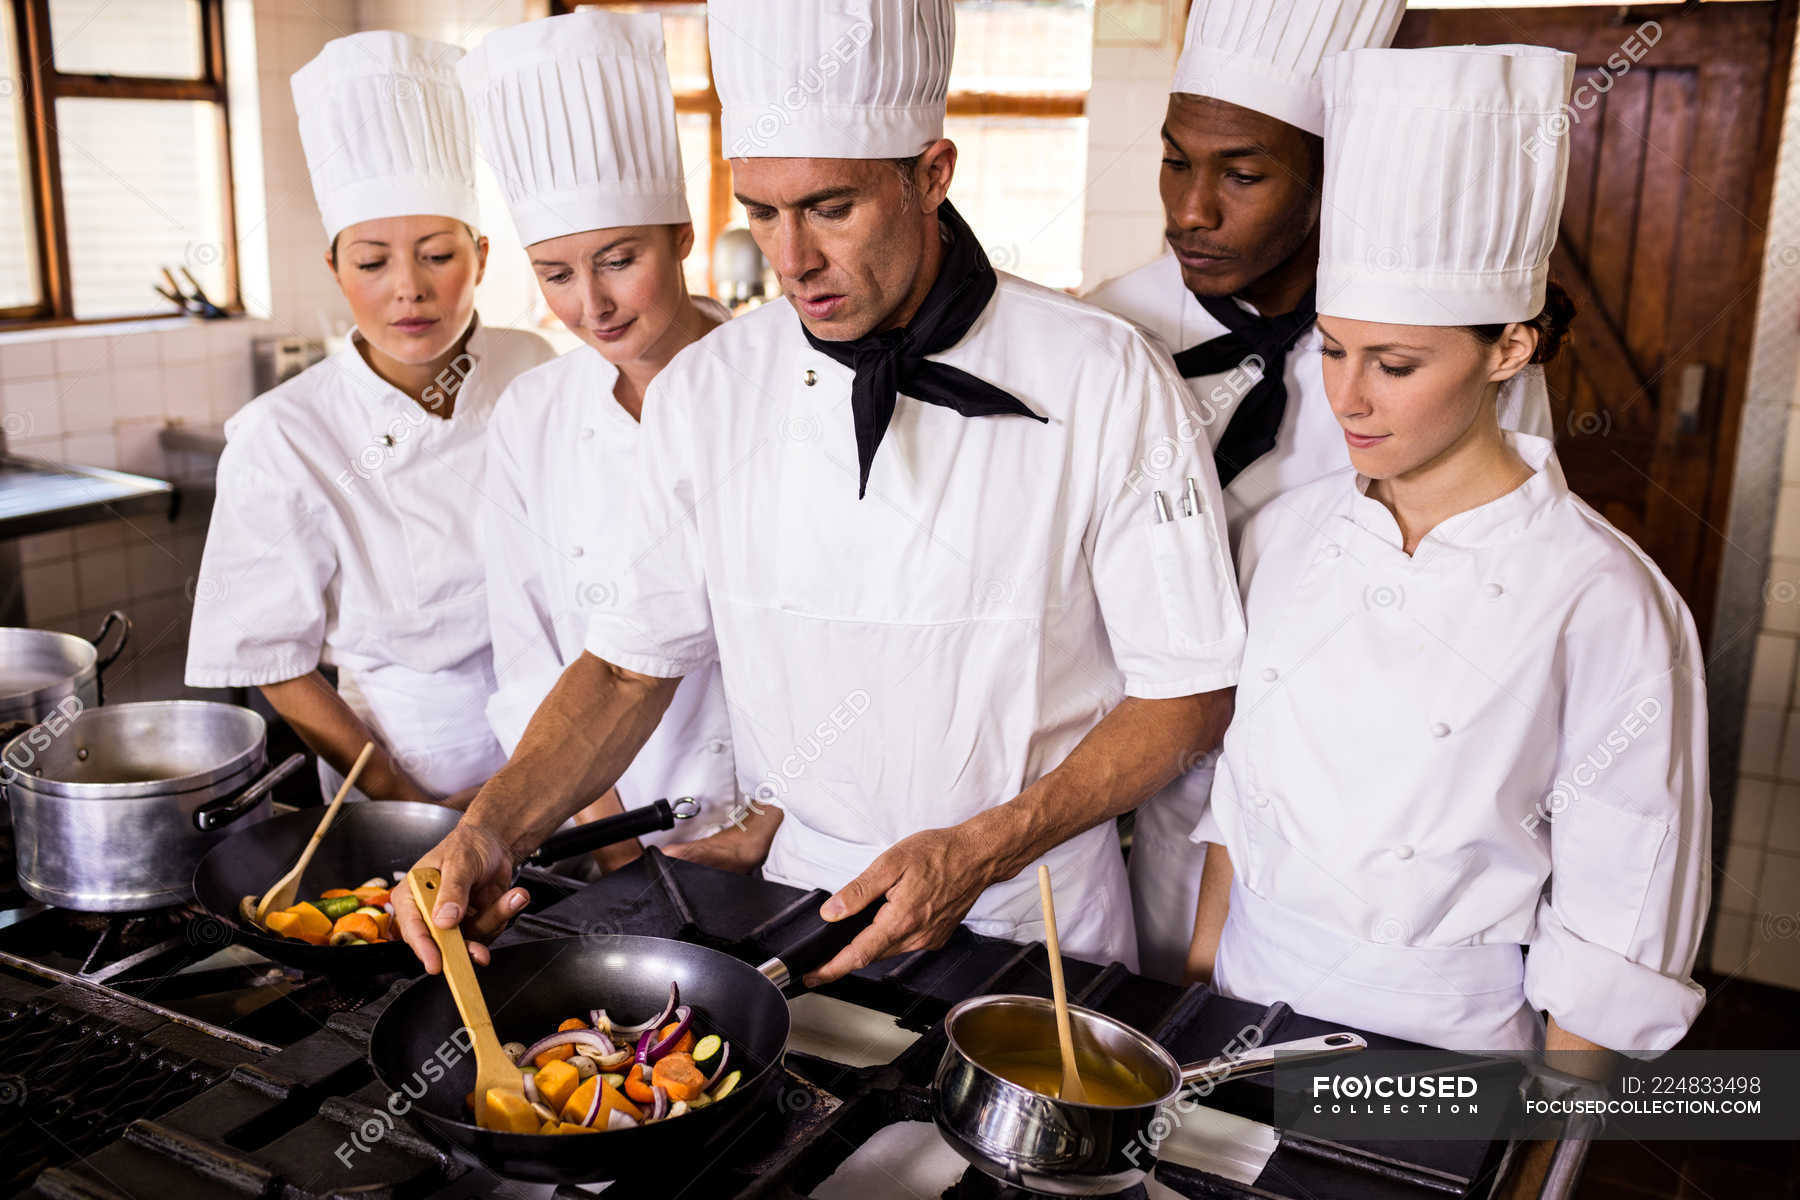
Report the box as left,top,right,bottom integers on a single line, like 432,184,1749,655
407,866,529,1131
252,741,375,925
1037,862,1087,1103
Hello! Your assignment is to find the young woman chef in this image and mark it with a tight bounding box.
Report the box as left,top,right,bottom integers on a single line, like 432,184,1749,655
1190,44,1710,1058
456,10,736,864
186,32,555,803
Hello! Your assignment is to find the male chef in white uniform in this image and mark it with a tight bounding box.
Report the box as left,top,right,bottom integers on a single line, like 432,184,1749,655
1086,0,1558,982
397,0,1245,983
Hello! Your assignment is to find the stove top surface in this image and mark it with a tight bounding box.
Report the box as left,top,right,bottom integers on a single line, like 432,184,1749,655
0,847,1522,1200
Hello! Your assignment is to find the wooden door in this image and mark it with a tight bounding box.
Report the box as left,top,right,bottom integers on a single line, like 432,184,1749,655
1397,3,1796,639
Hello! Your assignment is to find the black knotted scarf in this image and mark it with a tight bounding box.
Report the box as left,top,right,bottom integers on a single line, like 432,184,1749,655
1172,286,1317,489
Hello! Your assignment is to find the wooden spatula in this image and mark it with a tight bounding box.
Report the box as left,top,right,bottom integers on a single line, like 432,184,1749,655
406,866,530,1131
1038,863,1087,1103
253,741,376,925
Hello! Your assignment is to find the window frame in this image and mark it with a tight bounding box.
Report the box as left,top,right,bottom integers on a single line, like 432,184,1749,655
560,0,1088,294
3,0,242,328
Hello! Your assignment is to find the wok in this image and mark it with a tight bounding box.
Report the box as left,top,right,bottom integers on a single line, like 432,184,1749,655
192,796,698,976
366,900,879,1182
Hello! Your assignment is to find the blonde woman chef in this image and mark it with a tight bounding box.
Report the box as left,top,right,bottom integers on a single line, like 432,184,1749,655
1192,44,1710,1058
457,11,736,865
187,33,554,803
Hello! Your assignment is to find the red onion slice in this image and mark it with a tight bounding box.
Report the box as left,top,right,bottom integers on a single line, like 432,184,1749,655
515,1030,616,1067
605,1107,637,1130
704,1042,731,1089
634,1028,655,1068
581,1075,604,1126
645,1006,693,1061
610,981,679,1038
650,1085,670,1122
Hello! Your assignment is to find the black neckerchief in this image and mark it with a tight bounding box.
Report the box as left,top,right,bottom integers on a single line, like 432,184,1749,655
800,200,1045,499
1172,286,1317,489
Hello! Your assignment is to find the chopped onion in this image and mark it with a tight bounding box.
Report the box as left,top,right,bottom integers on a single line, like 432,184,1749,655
531,1100,558,1124
582,1074,604,1126
646,1007,693,1061
668,1100,689,1119
596,1047,634,1072
611,981,678,1038
704,1042,731,1089
650,1086,669,1123
605,1107,637,1131
589,1008,611,1036
523,1072,542,1107
515,1030,616,1067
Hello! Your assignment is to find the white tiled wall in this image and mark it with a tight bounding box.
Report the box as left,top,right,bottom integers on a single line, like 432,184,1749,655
1081,2,1182,288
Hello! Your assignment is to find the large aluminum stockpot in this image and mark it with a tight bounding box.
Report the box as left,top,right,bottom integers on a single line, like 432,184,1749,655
0,612,129,727
3,700,302,911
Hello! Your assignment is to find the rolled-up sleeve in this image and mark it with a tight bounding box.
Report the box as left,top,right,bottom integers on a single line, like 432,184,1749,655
1522,579,1711,1057
583,376,717,680
185,437,336,688
1088,331,1245,700
481,399,567,754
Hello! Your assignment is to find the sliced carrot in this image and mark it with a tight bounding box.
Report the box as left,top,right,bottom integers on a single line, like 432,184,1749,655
557,1017,588,1032
651,1053,707,1102
534,1059,580,1113
623,1069,656,1105
330,912,380,945
352,886,390,907
657,1021,695,1058
533,1044,574,1068
320,888,354,899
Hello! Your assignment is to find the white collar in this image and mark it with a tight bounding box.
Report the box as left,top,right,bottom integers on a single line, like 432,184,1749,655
1344,432,1567,557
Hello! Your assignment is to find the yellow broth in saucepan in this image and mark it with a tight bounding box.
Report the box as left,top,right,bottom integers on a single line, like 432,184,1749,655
974,1047,1161,1108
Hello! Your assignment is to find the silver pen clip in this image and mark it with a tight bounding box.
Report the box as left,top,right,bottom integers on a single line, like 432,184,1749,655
1153,491,1174,524
1183,476,1202,518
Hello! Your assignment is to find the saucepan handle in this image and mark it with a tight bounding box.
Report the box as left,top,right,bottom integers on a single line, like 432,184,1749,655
754,891,885,995
88,610,131,701
525,797,700,865
1177,1031,1367,1088
192,752,307,831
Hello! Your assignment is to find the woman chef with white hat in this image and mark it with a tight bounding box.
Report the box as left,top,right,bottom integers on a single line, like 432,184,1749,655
186,33,554,804
1190,44,1710,1058
456,10,736,864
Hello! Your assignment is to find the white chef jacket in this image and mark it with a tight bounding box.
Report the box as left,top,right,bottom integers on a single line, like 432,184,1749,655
482,299,737,844
186,317,556,799
584,275,1247,970
1202,432,1708,1055
1087,251,1559,983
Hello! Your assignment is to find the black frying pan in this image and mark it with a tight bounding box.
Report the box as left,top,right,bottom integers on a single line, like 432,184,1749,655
366,903,879,1182
191,797,698,976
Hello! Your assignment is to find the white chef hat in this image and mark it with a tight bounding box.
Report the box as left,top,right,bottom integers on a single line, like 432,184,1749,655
291,32,481,242
458,11,690,247
708,0,951,160
1171,0,1406,136
1318,44,1576,326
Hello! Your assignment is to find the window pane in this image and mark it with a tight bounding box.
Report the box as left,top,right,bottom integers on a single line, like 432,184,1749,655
50,0,204,79
582,2,708,93
56,98,226,318
676,111,712,295
951,0,1092,93
0,4,41,309
945,115,1086,291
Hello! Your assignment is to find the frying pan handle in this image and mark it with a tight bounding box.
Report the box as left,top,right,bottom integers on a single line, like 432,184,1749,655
1177,1031,1367,1088
755,890,885,995
88,610,130,700
524,797,700,865
193,752,307,831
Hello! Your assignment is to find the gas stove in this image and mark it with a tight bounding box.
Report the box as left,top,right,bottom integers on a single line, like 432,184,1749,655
0,833,1565,1199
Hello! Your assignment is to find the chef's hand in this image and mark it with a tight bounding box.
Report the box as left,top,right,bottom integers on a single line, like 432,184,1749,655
803,824,992,987
392,820,530,973
662,802,783,873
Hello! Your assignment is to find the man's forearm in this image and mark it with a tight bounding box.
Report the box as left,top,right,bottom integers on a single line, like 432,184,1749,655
464,652,679,862
963,689,1235,885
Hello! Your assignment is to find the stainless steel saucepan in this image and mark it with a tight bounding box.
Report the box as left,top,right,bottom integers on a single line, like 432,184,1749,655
934,994,1366,1195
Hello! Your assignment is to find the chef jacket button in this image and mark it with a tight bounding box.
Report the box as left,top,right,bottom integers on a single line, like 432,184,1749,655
1485,583,1503,598
1323,544,1342,559
1394,844,1414,860
1260,667,1278,682
570,545,585,558
1251,793,1270,808
581,427,595,440
706,739,727,754
803,369,818,386
1430,722,1450,738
